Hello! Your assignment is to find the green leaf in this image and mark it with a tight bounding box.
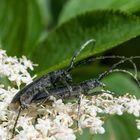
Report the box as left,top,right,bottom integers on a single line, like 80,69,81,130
0,0,43,56
32,10,140,74
93,115,140,140
59,0,140,24
102,73,140,97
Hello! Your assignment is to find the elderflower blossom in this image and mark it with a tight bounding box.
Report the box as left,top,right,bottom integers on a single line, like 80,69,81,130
125,98,140,117
0,48,140,140
136,120,140,130
0,49,36,88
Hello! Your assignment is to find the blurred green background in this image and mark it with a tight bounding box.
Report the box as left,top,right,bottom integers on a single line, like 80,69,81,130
0,0,140,139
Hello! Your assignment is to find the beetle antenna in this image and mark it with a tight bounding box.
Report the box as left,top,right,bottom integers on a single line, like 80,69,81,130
67,39,96,72
97,57,140,87
72,55,140,78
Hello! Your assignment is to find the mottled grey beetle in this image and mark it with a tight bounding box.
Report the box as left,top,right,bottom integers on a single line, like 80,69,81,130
11,39,96,109
33,57,140,102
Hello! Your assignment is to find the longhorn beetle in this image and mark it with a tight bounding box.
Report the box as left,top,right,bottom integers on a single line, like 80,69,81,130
11,39,96,109
11,39,95,137
32,56,140,101
11,54,140,137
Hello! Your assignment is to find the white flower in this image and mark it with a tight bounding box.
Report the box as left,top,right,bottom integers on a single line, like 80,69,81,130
48,137,57,140
104,104,124,115
0,102,8,121
86,105,103,116
20,56,37,70
125,98,140,117
15,125,39,140
90,125,105,134
0,127,8,140
52,125,76,140
17,116,33,129
35,118,51,137
53,113,73,127
136,120,140,130
79,114,105,134
0,49,35,87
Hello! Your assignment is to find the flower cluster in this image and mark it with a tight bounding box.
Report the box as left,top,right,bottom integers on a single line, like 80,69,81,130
9,94,140,140
136,119,140,130
0,48,36,139
0,49,36,88
0,48,140,140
